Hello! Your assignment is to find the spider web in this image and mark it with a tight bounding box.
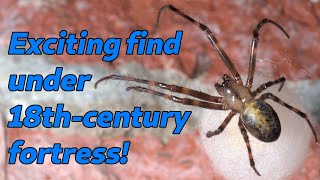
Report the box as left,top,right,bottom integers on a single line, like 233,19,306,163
254,56,316,81
222,42,317,82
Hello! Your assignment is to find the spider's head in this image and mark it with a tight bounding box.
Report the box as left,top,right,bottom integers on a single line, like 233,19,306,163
215,74,233,96
222,74,232,83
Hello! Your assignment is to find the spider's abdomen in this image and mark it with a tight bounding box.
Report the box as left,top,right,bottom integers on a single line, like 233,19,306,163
241,100,281,142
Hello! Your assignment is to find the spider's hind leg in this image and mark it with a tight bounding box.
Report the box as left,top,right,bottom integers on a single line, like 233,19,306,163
206,111,236,138
238,119,261,176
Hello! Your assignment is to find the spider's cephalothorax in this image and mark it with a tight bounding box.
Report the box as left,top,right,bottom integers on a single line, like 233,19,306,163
215,74,254,112
95,5,319,176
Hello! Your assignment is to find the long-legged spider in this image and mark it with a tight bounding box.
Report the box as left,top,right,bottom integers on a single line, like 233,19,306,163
95,5,319,176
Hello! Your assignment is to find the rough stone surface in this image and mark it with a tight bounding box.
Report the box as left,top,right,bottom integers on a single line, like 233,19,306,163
0,0,319,80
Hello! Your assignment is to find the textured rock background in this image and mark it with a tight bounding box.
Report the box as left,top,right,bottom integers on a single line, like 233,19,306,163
1,0,320,79
0,0,319,179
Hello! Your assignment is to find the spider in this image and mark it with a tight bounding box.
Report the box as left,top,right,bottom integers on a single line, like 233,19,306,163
95,5,319,176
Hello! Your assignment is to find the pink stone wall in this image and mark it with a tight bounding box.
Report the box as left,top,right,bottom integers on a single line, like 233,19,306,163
1,0,319,80
1,1,319,179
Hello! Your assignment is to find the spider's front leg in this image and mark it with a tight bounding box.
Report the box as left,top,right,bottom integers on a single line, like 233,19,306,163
206,111,236,138
246,19,290,89
156,5,243,84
